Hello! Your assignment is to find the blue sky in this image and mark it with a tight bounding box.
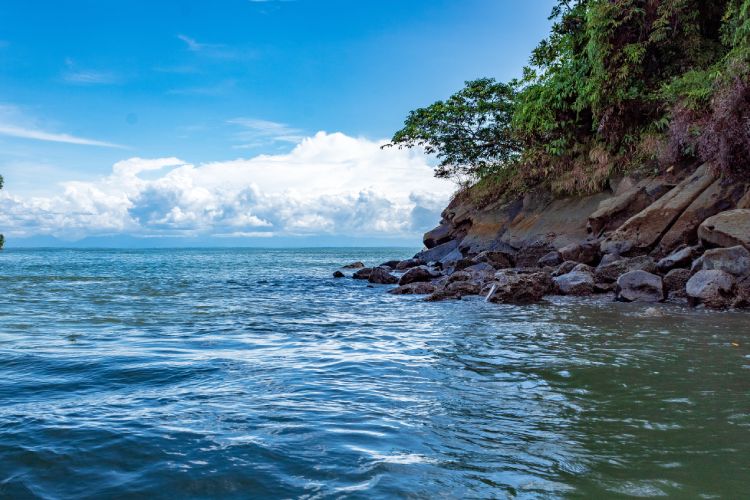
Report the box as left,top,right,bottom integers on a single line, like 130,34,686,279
0,0,555,246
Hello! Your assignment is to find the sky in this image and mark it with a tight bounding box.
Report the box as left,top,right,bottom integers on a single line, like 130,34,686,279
0,0,556,247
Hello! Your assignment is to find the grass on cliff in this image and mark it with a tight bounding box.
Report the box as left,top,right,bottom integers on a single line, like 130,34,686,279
388,0,750,207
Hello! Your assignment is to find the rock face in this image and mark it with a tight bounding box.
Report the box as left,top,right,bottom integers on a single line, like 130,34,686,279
553,271,595,296
486,270,553,304
423,223,454,249
698,209,750,249
368,267,398,284
601,165,715,255
686,270,736,309
398,266,438,286
615,271,665,303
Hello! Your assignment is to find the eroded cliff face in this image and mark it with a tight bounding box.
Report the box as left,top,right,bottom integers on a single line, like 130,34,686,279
418,163,749,267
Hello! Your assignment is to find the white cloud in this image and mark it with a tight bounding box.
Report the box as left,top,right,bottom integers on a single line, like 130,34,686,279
176,34,255,60
228,117,305,148
62,58,120,85
0,132,453,241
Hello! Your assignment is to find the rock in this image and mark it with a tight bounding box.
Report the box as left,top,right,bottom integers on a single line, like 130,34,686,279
664,268,691,298
342,261,365,269
423,223,453,249
559,243,581,263
594,282,616,293
559,241,600,265
595,255,657,283
398,266,438,286
588,178,672,236
572,263,595,274
389,282,437,295
553,271,595,296
615,271,665,303
446,271,473,284
515,242,556,268
333,271,345,278
656,179,746,255
656,246,698,273
553,261,578,277
425,290,463,302
538,251,563,268
379,260,401,269
445,280,482,296
733,277,750,308
395,258,426,271
601,165,716,255
486,270,553,304
368,267,398,284
439,247,464,267
699,246,750,277
462,262,495,274
598,253,621,267
698,209,750,250
686,270,736,309
415,239,459,264
453,258,476,272
474,250,514,269
352,268,372,280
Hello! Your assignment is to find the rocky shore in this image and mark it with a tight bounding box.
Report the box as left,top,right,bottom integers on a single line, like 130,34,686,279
337,163,750,310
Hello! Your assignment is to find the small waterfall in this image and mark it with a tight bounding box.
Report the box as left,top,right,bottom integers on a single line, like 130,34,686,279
485,284,497,302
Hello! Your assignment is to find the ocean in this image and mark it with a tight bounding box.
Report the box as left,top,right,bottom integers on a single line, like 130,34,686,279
0,248,749,498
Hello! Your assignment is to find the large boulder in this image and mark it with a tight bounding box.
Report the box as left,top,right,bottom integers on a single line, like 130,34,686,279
594,255,657,283
389,282,437,295
559,241,600,265
615,271,665,303
656,246,699,273
686,270,736,309
538,251,563,268
415,239,459,264
379,260,401,269
486,270,553,304
368,267,398,285
664,268,691,298
352,268,373,280
553,271,595,296
698,209,750,250
398,266,438,286
423,223,453,249
552,261,578,277
395,258,426,271
697,246,750,278
601,165,716,255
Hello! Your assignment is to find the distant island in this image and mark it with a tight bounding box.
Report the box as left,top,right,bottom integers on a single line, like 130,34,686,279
342,0,750,310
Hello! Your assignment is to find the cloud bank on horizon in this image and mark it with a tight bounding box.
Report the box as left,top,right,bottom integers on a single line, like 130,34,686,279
0,132,454,243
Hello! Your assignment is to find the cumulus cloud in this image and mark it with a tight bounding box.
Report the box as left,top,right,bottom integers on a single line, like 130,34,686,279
0,132,454,241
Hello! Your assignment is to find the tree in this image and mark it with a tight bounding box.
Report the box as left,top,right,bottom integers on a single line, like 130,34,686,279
385,78,520,183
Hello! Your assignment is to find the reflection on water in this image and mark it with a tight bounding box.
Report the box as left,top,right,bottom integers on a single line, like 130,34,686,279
0,248,748,498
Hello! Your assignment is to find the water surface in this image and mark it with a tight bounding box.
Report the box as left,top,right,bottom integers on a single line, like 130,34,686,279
1,248,749,498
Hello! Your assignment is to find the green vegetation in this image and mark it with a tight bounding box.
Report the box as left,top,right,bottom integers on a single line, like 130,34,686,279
388,0,750,203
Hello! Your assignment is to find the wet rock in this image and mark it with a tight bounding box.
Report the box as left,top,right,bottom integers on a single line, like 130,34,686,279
686,270,736,309
664,268,691,298
379,260,401,269
698,209,750,250
473,250,515,269
424,290,463,302
352,268,372,280
657,246,699,273
553,271,595,296
395,258,426,271
342,261,365,269
423,223,453,249
601,165,715,255
389,282,437,295
538,251,563,268
333,271,345,278
615,271,665,303
398,266,438,286
486,270,553,304
553,261,578,277
368,267,398,285
445,280,482,296
595,255,657,283
698,246,750,278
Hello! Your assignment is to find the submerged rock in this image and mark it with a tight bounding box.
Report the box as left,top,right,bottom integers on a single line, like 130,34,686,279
686,270,736,309
368,267,399,284
342,261,366,269
615,271,665,303
333,271,345,278
389,282,437,295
